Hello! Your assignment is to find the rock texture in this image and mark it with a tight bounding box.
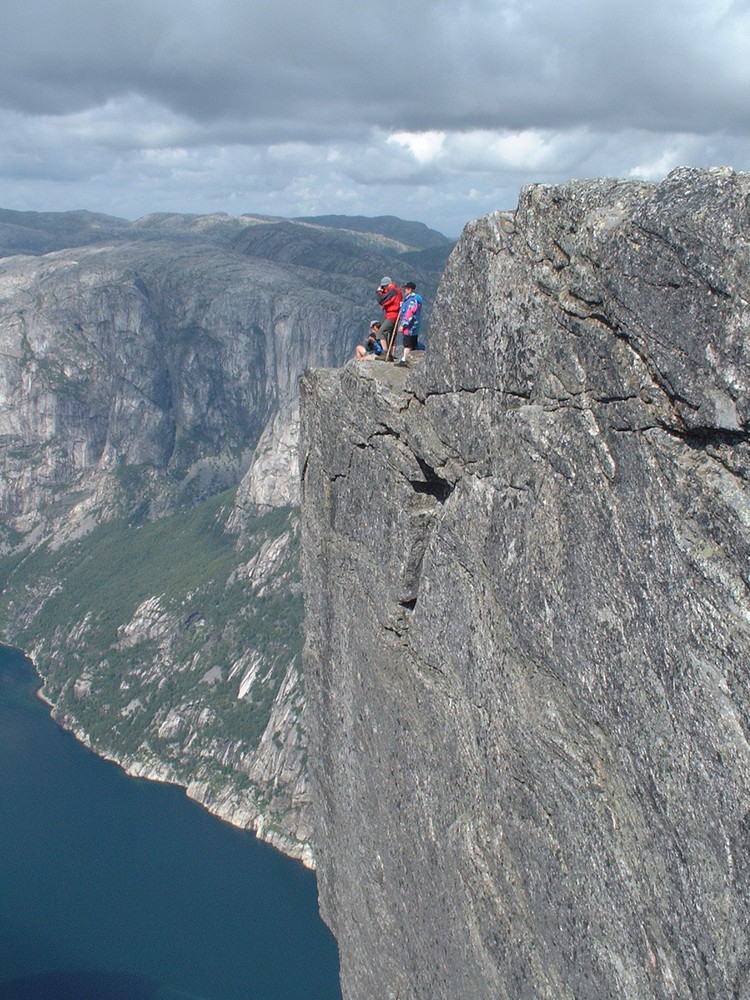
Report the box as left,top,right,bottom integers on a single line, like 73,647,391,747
0,239,342,539
300,168,750,998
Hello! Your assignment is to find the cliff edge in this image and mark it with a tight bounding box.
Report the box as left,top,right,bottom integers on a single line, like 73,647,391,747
300,167,750,999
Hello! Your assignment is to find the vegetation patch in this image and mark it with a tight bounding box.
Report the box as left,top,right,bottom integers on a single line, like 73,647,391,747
0,496,303,781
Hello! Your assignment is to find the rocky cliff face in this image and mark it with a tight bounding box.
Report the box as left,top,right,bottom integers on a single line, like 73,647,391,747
0,212,448,541
0,210,450,862
300,168,750,997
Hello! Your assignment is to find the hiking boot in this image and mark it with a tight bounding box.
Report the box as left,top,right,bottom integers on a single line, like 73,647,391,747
395,357,409,367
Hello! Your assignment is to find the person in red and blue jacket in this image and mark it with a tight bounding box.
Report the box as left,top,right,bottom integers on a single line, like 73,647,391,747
394,282,423,365
376,277,403,359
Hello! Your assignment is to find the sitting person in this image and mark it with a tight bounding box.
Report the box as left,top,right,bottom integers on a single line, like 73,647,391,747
355,320,385,360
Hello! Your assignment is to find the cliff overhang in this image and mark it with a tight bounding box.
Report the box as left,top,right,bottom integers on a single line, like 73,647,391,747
301,168,750,999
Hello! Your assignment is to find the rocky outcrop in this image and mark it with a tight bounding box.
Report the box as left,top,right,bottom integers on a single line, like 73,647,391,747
300,168,750,998
229,399,302,522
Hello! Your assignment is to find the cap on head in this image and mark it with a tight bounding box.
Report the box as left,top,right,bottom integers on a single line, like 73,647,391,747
404,281,416,290
380,276,392,287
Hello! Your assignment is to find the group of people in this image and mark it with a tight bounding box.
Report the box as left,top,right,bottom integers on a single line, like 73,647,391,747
355,277,423,366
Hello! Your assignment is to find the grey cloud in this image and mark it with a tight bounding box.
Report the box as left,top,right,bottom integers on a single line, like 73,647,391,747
3,0,748,136
0,0,749,235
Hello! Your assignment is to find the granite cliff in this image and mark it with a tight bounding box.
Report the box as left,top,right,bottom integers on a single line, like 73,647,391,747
300,168,750,997
0,209,450,861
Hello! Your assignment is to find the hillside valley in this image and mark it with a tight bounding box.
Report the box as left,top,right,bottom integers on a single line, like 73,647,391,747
0,208,452,861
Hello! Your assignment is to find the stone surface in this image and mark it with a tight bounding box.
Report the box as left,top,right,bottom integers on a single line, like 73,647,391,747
300,168,750,998
229,399,302,522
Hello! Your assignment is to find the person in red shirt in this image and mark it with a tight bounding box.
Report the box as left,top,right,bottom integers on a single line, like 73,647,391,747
376,277,403,360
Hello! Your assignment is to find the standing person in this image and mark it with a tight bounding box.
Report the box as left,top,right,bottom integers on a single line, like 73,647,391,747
376,277,403,360
355,321,385,360
394,282,423,366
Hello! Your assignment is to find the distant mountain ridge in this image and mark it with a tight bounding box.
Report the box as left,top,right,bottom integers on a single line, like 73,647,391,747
293,214,453,250
0,207,454,260
0,208,131,256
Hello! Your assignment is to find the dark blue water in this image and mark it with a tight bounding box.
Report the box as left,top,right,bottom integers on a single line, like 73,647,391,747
0,645,341,1000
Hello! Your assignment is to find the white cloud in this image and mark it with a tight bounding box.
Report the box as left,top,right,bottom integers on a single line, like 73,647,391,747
629,149,687,182
441,130,574,173
387,132,446,165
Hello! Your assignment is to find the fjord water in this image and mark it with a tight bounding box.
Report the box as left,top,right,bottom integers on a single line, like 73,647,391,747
0,645,341,1000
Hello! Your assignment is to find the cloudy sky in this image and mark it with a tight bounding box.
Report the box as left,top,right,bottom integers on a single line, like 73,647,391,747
1,0,749,236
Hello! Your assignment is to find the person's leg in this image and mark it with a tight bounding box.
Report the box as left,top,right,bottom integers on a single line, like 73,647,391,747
380,319,396,359
398,333,418,364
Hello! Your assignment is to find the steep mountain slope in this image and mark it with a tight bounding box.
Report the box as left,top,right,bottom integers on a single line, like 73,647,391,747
300,168,750,996
0,210,451,861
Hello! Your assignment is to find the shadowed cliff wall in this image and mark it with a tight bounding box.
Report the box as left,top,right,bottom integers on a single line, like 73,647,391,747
300,168,750,999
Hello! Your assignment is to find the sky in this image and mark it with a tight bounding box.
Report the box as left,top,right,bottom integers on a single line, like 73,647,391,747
1,0,749,238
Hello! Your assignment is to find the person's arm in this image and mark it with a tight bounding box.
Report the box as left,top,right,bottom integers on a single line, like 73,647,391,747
379,287,399,309
399,299,418,332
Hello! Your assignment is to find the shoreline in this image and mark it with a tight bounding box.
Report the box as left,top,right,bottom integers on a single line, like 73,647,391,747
35,686,54,708
23,651,315,870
